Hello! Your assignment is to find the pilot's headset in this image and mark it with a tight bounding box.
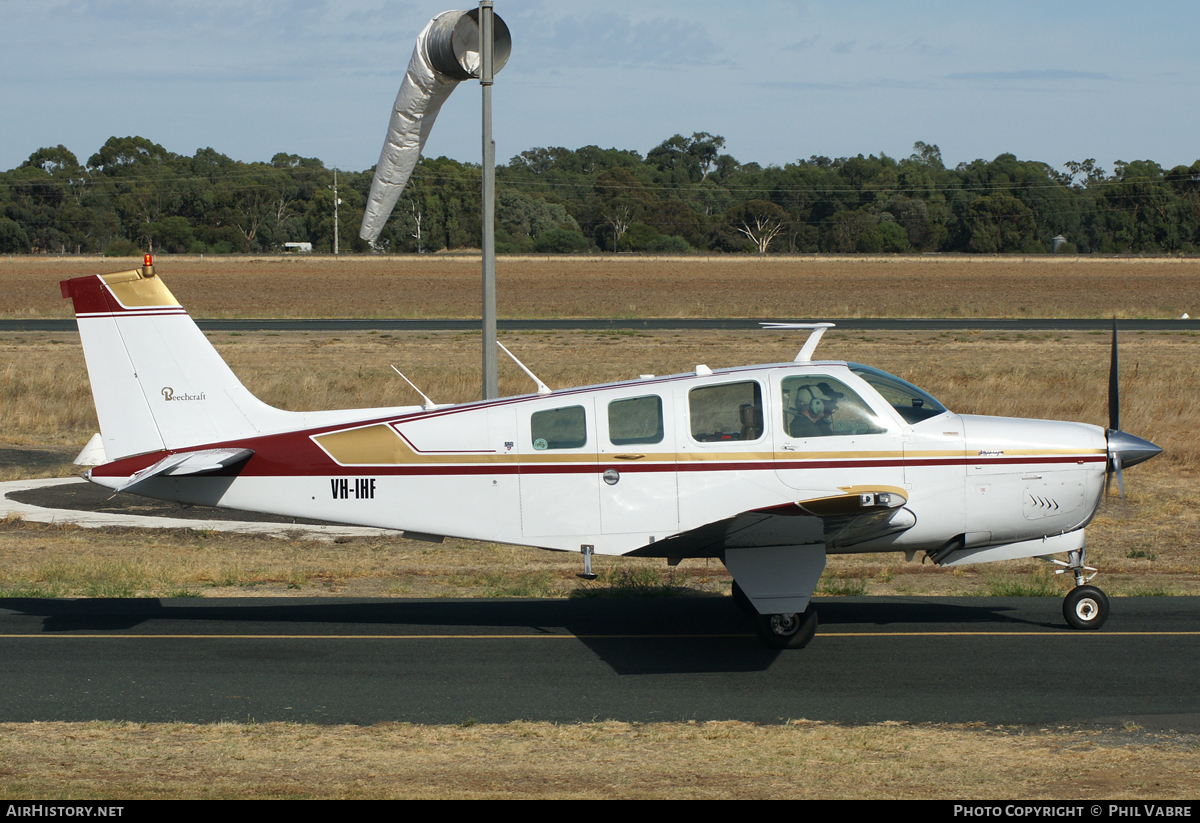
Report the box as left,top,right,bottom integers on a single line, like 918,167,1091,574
794,385,830,417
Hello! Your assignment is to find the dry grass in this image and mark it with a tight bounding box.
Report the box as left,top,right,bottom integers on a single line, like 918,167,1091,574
0,516,727,600
2,253,1199,319
1,719,1196,799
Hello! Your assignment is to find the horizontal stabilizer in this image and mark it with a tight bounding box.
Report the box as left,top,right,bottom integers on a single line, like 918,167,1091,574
113,448,254,494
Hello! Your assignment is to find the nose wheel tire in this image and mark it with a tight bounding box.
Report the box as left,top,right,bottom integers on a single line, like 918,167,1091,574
1063,585,1109,630
755,607,818,649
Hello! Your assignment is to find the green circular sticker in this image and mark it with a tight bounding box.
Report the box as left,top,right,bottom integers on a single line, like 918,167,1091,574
533,438,548,450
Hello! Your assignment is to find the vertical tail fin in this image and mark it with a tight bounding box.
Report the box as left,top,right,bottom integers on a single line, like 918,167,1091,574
62,262,288,460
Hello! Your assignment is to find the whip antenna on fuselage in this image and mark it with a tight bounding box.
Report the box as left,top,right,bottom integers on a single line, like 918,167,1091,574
498,342,552,395
390,365,438,409
759,322,836,362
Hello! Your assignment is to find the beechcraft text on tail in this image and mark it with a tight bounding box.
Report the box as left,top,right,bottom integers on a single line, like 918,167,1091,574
59,257,1161,648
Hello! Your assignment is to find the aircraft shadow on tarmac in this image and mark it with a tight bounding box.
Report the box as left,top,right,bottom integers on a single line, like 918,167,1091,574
1,596,1060,676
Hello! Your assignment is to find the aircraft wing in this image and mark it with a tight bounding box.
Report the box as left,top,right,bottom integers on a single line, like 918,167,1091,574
630,488,915,559
108,448,255,494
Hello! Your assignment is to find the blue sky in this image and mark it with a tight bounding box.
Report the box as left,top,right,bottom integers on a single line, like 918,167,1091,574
3,0,1197,174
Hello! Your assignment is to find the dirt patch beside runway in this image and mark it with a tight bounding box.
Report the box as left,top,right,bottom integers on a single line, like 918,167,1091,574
3,253,1198,320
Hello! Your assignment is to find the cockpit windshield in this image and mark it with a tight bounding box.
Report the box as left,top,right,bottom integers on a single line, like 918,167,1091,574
849,364,948,424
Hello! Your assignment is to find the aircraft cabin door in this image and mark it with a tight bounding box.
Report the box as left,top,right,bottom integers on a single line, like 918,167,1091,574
772,370,905,494
595,390,678,536
517,401,600,538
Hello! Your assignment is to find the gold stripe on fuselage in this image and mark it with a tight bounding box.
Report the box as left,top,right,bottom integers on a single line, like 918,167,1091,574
313,424,418,466
837,484,908,498
311,422,1104,468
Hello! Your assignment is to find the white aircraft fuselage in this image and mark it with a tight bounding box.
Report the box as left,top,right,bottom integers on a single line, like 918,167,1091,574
84,361,1107,560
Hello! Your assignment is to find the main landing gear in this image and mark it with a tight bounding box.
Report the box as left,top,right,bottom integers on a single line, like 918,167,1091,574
1053,547,1109,631
756,607,819,649
732,581,819,649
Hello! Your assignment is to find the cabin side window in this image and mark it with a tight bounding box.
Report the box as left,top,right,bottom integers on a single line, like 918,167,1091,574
689,381,764,442
608,395,664,446
530,405,587,450
780,375,886,438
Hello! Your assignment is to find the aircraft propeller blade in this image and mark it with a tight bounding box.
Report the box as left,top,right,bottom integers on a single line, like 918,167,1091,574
1114,453,1125,502
1106,316,1122,504
1104,451,1125,505
1102,318,1162,507
1109,317,1119,432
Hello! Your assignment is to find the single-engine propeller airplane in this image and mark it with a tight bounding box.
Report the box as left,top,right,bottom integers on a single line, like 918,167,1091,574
60,257,1161,648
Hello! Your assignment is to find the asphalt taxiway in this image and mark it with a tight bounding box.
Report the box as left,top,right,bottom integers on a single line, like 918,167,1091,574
0,595,1197,727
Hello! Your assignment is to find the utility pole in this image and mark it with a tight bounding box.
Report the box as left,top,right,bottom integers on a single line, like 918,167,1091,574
333,169,340,256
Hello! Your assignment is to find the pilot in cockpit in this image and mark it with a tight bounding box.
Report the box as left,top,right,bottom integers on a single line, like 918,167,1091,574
784,376,886,438
788,384,835,438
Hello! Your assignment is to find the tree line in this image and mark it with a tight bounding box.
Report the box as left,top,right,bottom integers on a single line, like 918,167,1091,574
2,133,1198,256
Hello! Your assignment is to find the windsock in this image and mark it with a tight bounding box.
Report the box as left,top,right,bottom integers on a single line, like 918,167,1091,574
360,9,511,243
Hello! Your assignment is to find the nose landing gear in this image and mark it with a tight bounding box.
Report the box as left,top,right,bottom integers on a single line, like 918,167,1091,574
1053,547,1109,630
1063,584,1109,630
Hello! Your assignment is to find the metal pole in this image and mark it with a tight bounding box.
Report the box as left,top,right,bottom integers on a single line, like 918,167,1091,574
333,169,339,256
480,1,498,399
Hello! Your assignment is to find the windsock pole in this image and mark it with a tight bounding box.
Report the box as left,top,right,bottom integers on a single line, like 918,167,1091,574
481,0,498,399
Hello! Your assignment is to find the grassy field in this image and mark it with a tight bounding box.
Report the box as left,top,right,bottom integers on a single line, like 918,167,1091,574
1,255,1197,799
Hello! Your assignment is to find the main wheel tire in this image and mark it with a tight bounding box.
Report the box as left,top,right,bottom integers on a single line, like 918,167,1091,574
731,580,757,616
1063,585,1109,630
755,607,818,649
